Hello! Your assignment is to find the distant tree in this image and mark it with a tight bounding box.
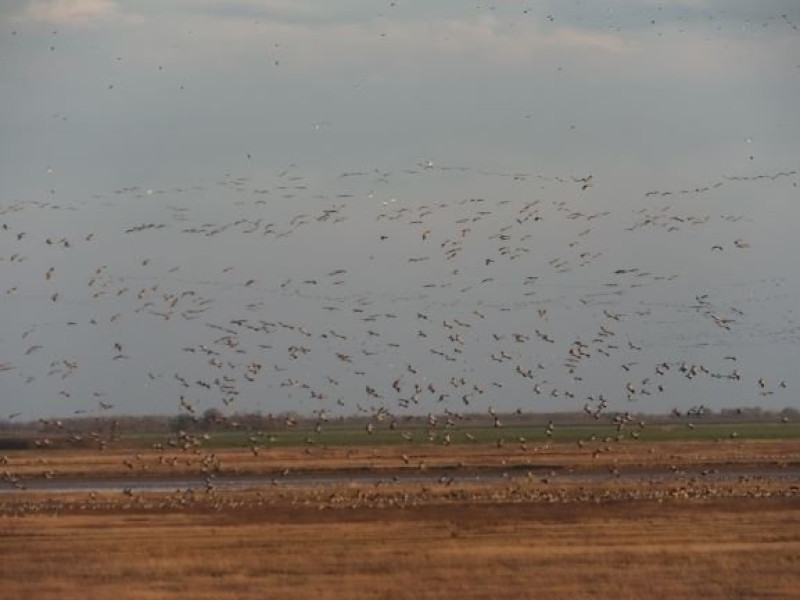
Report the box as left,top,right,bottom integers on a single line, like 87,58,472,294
201,408,225,430
169,413,197,433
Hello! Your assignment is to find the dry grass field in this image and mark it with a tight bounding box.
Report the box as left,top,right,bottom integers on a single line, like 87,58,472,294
2,440,800,600
2,492,800,600
4,438,800,480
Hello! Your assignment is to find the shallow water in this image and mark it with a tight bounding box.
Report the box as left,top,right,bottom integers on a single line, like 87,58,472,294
3,465,799,494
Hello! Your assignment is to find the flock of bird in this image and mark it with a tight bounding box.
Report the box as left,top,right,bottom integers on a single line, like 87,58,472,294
2,2,799,464
1,158,798,455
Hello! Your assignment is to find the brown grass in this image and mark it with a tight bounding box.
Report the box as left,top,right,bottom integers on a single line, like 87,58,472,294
4,438,800,479
2,441,800,599
2,491,800,600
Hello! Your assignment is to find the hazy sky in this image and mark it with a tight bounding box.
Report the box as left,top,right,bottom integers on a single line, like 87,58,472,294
1,0,799,420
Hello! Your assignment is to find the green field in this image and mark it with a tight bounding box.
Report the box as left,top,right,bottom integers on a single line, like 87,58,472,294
4,420,798,452
113,420,800,449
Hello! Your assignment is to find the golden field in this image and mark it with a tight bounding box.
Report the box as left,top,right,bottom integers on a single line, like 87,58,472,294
2,492,800,600
1,440,800,600
4,438,800,479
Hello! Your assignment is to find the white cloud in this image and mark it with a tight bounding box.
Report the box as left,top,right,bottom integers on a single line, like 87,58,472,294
24,0,140,24
150,13,632,76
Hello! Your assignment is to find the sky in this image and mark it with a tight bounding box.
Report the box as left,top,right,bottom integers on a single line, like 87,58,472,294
1,0,799,420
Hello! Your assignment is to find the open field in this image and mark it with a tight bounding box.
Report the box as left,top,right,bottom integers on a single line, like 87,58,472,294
2,438,800,481
1,438,800,599
128,420,800,448
5,419,800,451
2,484,800,600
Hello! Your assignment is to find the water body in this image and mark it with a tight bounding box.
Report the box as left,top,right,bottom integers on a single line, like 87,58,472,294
3,465,799,494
